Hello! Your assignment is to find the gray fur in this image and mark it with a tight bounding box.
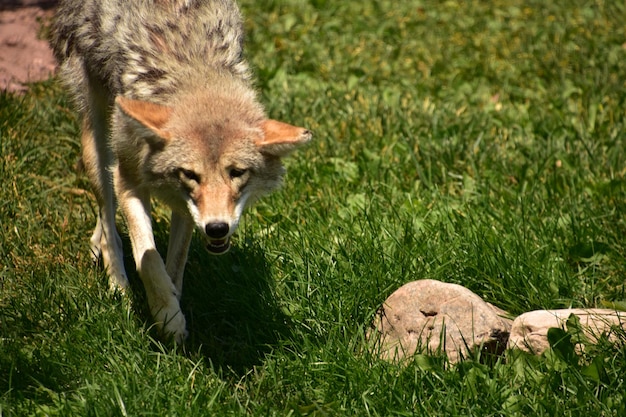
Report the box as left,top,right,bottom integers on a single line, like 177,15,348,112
52,0,251,105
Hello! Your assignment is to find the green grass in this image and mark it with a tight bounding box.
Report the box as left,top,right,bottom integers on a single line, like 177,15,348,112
2,0,626,415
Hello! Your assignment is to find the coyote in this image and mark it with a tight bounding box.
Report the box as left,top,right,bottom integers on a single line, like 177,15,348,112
51,0,311,342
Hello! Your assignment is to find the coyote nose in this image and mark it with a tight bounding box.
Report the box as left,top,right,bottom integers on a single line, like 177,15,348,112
205,222,229,239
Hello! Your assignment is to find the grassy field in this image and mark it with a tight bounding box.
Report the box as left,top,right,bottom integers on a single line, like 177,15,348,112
2,0,626,415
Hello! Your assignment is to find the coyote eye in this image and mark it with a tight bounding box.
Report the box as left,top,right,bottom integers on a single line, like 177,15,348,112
229,168,247,179
179,168,200,183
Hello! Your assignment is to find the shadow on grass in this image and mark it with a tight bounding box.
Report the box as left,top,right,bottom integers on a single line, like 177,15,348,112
183,237,292,374
125,230,292,375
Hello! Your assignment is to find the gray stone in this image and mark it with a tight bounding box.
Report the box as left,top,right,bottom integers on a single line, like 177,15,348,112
508,309,626,355
370,279,512,363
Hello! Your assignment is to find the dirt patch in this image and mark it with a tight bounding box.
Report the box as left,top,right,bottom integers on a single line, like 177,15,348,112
0,1,58,92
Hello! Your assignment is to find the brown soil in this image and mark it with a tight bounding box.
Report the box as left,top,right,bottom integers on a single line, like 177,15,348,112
0,1,58,92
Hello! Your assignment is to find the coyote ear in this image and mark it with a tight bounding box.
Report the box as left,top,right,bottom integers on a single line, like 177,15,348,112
115,96,173,144
256,119,312,157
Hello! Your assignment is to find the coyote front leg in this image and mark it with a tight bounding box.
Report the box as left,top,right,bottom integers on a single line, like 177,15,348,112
115,170,187,342
80,104,128,291
166,212,194,298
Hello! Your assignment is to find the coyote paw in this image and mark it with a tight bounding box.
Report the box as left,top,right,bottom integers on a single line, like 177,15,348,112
89,231,103,263
106,259,130,292
153,302,188,344
107,273,130,293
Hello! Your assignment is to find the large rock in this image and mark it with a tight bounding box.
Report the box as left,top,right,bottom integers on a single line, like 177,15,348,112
508,309,626,354
370,280,512,364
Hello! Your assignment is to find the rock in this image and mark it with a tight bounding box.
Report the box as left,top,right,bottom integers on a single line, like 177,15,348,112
508,309,626,355
369,279,512,364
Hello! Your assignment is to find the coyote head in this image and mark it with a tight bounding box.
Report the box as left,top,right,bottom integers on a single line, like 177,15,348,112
115,94,311,254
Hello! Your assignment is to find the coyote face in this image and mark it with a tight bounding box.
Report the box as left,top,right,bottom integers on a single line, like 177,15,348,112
115,95,311,256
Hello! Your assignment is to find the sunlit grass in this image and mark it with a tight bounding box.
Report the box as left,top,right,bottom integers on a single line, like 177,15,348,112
1,0,625,415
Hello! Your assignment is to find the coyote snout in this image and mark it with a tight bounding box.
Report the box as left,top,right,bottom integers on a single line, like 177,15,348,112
204,222,231,254
51,0,312,343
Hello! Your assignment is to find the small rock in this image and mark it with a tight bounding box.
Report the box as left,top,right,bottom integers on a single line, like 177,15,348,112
369,280,512,364
508,309,626,355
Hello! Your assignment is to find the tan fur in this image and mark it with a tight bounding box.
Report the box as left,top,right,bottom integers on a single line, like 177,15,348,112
51,0,311,342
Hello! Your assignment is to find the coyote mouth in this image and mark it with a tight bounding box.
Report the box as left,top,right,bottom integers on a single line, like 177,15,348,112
206,238,231,255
